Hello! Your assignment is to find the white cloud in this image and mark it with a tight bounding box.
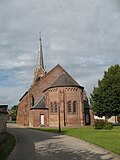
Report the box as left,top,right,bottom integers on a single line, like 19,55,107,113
0,86,26,107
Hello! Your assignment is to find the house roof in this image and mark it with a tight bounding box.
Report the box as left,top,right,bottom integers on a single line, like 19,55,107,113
44,72,84,91
0,105,8,113
31,96,48,110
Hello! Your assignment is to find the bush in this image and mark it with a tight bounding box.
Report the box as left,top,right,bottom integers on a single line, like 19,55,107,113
94,119,113,130
94,119,105,129
0,132,16,160
103,122,113,130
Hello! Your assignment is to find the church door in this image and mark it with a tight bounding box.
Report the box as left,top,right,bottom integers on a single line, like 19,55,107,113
85,113,90,125
40,114,44,125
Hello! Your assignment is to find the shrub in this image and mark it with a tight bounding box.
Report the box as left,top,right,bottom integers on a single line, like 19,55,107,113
0,132,16,160
94,119,113,130
94,119,105,129
103,122,113,130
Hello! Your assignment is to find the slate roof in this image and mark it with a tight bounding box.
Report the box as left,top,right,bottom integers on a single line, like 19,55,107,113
31,96,47,110
0,105,8,113
44,73,84,91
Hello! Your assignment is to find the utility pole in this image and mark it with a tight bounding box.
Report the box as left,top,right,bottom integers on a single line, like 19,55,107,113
58,104,61,132
63,90,66,126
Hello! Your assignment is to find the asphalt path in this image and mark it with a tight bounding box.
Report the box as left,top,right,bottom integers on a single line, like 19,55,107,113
7,123,120,160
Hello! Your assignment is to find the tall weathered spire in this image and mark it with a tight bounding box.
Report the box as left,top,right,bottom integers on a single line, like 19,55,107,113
38,32,44,69
34,32,46,83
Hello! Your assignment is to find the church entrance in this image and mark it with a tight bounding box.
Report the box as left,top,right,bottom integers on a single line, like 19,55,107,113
40,114,44,125
85,113,90,125
84,109,91,125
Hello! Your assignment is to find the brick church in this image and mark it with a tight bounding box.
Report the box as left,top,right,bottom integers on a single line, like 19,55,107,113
17,36,93,127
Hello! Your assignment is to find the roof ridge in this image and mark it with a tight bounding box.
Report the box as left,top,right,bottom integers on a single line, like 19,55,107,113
33,64,65,85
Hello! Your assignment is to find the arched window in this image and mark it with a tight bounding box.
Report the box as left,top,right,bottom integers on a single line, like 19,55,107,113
50,102,53,113
67,101,71,113
73,101,77,113
54,101,57,113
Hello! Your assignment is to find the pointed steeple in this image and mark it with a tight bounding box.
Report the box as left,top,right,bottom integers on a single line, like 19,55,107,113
38,32,44,69
34,32,46,83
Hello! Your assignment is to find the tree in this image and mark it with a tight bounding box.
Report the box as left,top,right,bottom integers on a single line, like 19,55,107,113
90,64,120,119
11,105,18,121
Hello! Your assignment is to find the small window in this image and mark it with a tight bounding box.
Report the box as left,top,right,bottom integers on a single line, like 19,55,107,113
67,101,71,113
51,102,53,113
54,102,57,113
73,101,77,113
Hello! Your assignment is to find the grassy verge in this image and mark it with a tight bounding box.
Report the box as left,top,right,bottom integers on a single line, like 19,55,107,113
0,132,16,160
32,126,120,155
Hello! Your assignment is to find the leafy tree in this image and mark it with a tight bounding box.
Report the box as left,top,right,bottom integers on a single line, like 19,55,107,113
11,105,18,121
90,64,120,119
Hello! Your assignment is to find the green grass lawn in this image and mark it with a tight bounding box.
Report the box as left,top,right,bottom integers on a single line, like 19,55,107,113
34,126,120,155
0,132,16,160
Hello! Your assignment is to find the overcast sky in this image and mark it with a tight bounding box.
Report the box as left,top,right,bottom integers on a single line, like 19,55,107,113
0,0,120,107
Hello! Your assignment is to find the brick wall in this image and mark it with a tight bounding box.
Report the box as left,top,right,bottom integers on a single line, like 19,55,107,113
28,86,85,128
17,64,66,126
89,109,94,125
17,93,29,126
29,109,48,127
46,86,84,127
29,64,66,106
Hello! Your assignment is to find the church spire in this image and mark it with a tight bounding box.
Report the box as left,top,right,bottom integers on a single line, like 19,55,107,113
38,32,44,69
34,32,46,83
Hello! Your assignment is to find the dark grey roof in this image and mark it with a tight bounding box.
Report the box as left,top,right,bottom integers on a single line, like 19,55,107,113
31,96,47,109
44,73,84,91
0,105,8,113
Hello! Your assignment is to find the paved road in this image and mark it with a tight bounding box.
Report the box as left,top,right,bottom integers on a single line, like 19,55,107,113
7,123,119,160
